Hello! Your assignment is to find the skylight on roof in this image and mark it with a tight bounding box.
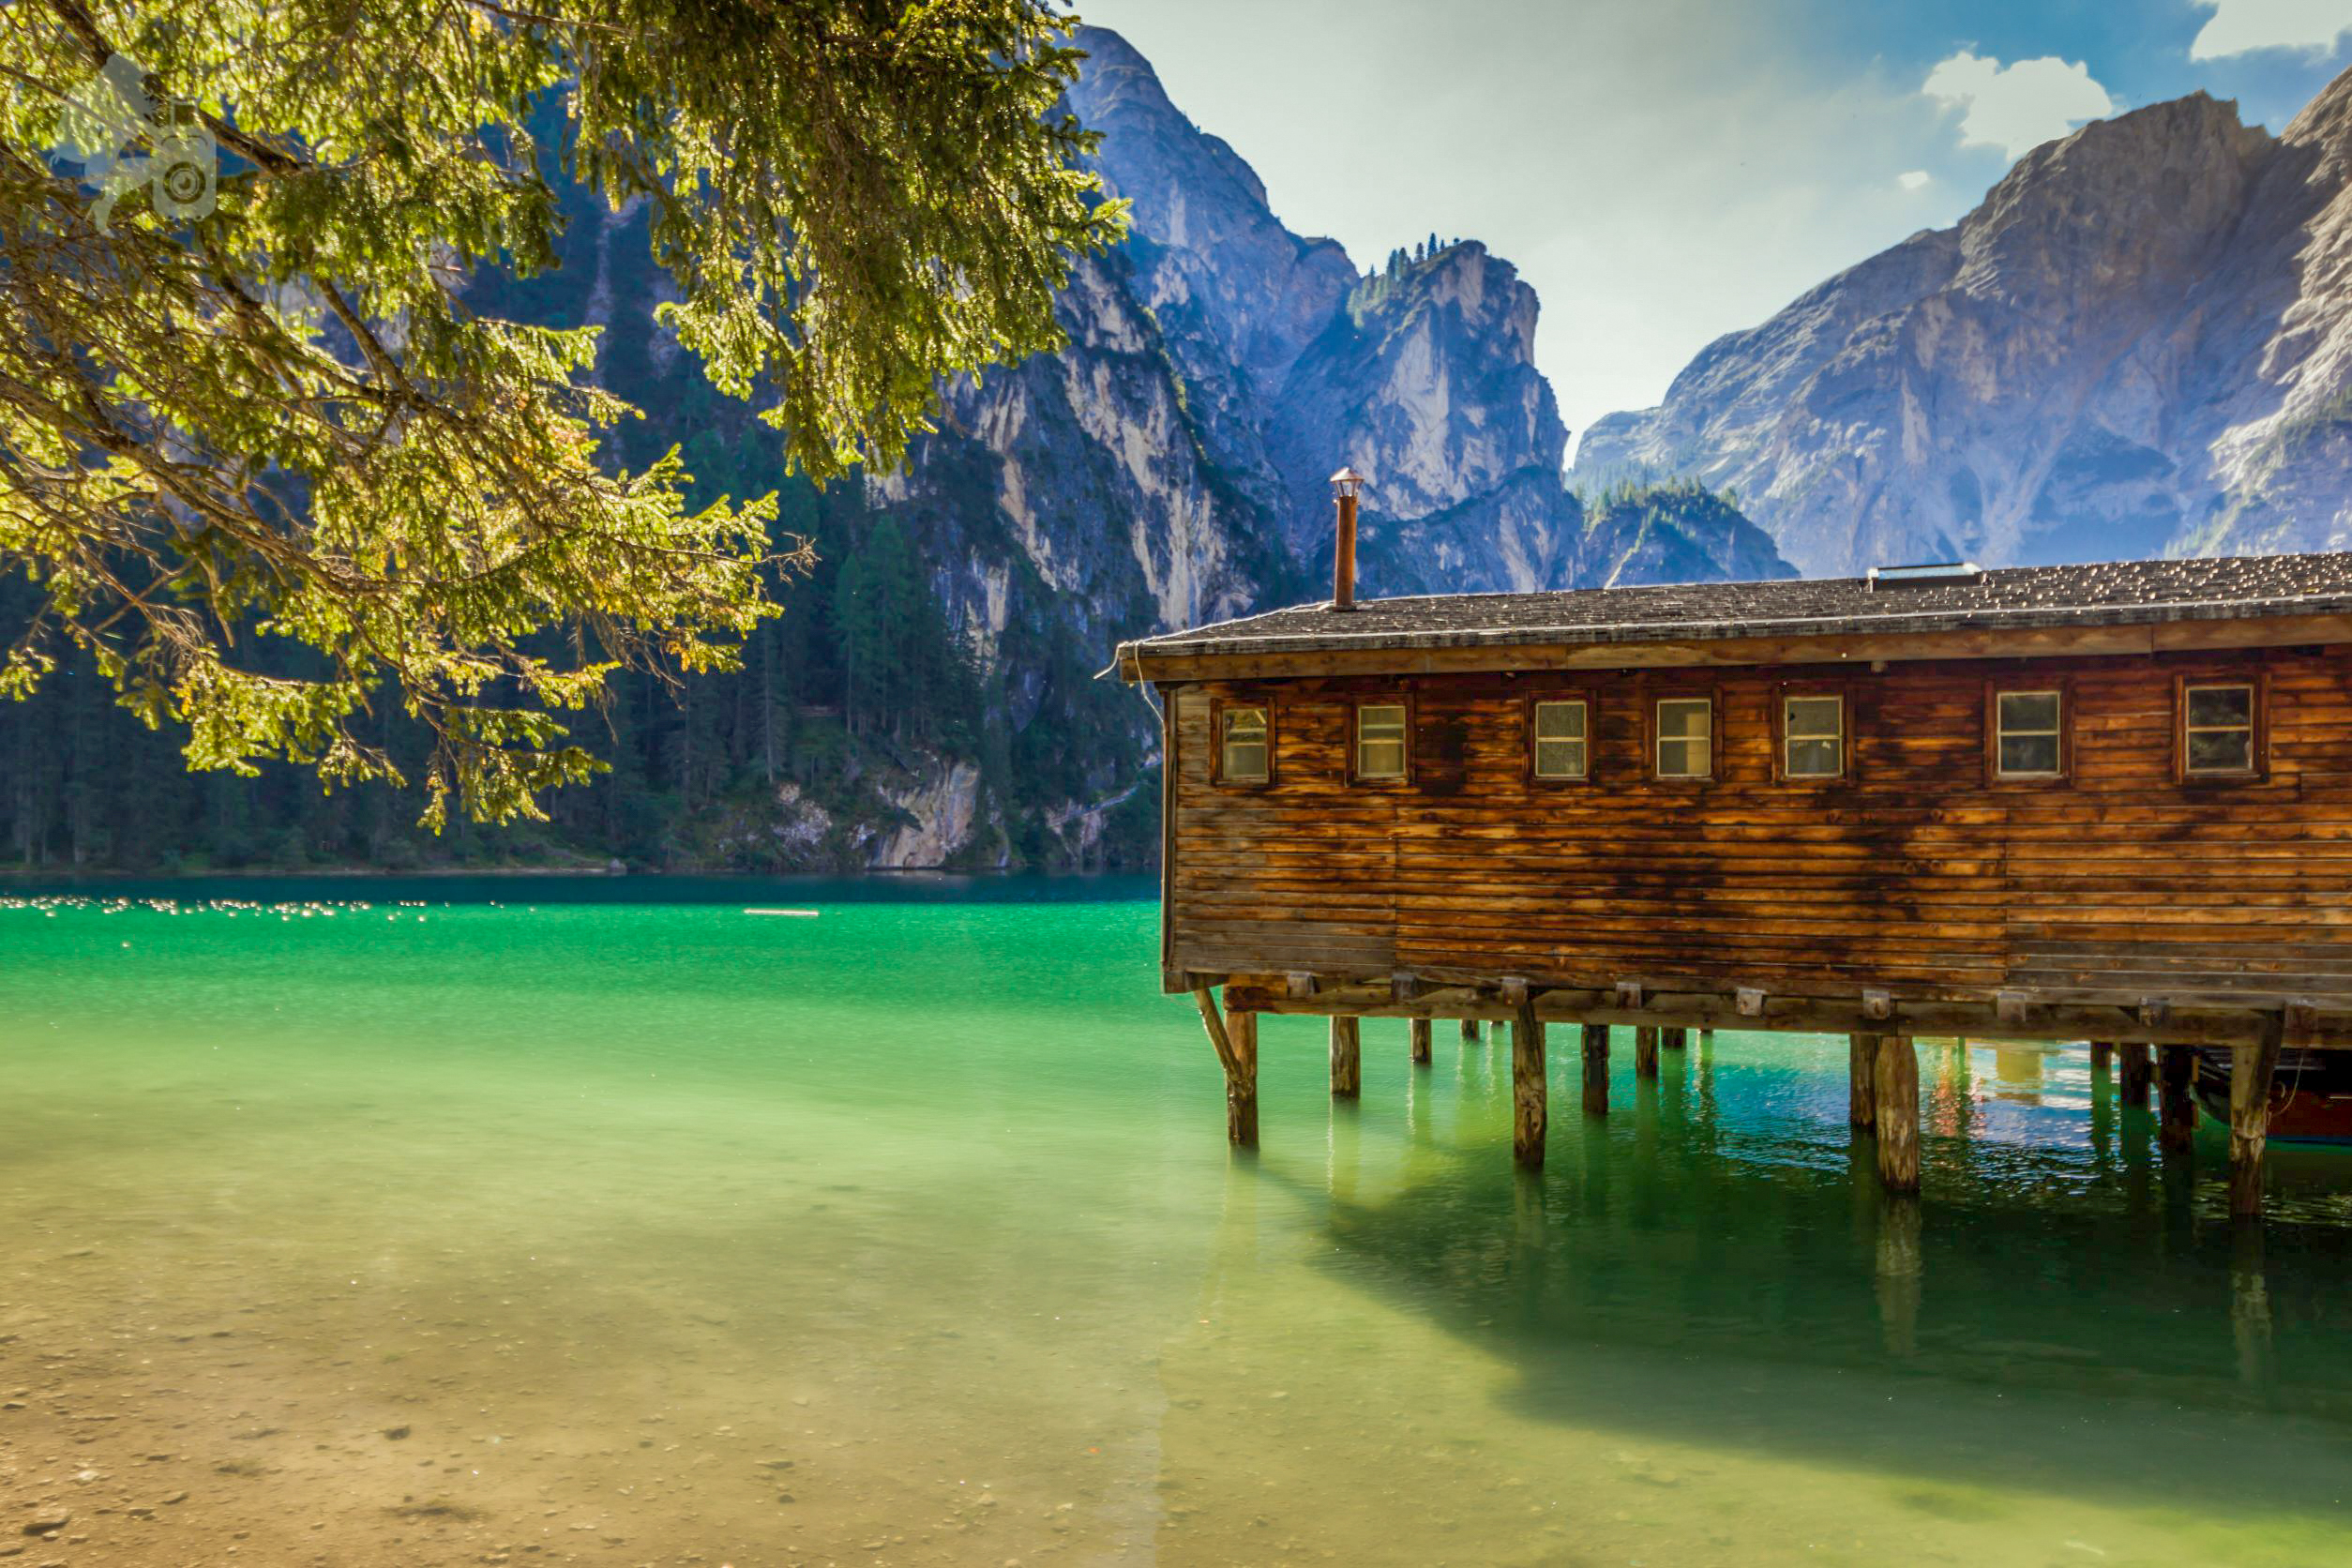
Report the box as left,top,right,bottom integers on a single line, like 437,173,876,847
1866,562,1983,590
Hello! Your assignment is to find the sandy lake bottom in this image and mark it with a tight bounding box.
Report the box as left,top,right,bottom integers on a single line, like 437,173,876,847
4,878,2351,1567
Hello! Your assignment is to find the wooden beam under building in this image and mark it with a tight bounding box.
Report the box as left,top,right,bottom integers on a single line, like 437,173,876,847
2119,1043,2153,1108
1513,1000,1545,1168
1874,1036,1922,1196
1192,987,1256,1148
1849,1033,1881,1131
2231,1018,2284,1218
1330,1016,1362,1099
2159,1045,2197,1153
1213,976,2344,1051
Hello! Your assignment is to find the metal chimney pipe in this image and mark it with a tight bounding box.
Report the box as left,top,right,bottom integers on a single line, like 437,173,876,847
1330,466,1364,611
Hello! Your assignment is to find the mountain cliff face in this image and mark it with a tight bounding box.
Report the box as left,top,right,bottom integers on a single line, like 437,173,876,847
944,25,1609,605
844,25,1782,865
0,26,1787,877
1578,68,2352,575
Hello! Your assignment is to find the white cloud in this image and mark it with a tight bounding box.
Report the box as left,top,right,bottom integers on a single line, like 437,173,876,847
1923,50,2115,160
1897,170,1932,190
2191,1,2352,59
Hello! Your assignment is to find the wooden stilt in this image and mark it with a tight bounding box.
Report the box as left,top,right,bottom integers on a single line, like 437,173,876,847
1513,1001,1545,1168
1459,1017,1480,1044
1698,1028,1714,1046
2119,1042,2152,1108
1226,1010,1259,1146
1192,987,1257,1147
1330,1016,1362,1099
1410,1018,1433,1066
2158,1046,2197,1153
1873,1035,1921,1195
2089,1040,2114,1075
1848,1033,1881,1130
1661,1027,1688,1051
1635,1026,1660,1080
2229,1018,2283,1218
1581,1023,1610,1116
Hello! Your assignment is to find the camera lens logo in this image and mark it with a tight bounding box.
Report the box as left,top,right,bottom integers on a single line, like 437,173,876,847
56,53,217,228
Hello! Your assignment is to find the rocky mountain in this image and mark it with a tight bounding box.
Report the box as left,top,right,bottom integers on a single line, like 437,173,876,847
1577,65,2352,576
844,25,1784,865
0,26,1786,877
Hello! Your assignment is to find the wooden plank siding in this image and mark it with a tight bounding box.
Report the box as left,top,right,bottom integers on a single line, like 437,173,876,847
1167,647,2352,1009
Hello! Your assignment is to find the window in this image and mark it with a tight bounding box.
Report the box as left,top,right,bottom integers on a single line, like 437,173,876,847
1995,689,2063,778
1531,699,1589,780
2183,682,2256,776
1355,702,1409,781
1783,694,1844,779
1654,698,1711,779
1218,704,1269,784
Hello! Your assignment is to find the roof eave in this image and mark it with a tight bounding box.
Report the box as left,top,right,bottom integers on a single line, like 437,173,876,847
1118,601,2352,684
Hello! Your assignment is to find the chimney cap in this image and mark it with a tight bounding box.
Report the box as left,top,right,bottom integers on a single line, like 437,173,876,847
1329,465,1365,491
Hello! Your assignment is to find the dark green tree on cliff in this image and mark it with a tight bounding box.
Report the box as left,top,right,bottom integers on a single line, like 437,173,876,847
0,0,1125,827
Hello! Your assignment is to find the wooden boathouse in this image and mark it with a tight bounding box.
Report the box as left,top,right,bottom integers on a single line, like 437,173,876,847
1116,483,2352,1217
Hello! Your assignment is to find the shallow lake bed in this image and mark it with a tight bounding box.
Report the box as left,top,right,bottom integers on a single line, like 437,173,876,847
3,879,2349,1565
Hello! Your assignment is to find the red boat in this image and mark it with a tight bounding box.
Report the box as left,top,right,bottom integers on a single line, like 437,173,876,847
2192,1048,2352,1144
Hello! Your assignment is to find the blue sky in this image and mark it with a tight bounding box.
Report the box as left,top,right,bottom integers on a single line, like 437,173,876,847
1076,0,2352,450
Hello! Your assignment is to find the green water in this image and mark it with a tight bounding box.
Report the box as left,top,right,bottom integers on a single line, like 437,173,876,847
4,879,2351,1567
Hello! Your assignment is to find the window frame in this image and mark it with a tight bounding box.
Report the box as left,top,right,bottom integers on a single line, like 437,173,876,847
1772,684,1851,785
2174,671,2269,784
1349,694,1416,788
1209,696,1274,789
1645,688,1720,784
1522,689,1599,786
1984,679,2073,786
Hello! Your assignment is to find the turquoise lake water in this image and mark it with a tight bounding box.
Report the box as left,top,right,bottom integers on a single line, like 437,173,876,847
3,877,2350,1566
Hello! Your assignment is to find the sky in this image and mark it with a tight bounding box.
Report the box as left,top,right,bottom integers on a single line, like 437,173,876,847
1073,0,2352,453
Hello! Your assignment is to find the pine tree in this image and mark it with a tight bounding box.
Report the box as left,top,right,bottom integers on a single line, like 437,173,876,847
1,0,1127,826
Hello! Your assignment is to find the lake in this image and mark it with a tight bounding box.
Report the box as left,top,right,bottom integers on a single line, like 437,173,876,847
3,878,2349,1566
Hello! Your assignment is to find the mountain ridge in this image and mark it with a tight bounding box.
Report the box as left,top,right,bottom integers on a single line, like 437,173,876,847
1576,65,2352,576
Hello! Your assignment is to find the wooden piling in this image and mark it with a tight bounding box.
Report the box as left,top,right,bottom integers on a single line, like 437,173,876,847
1226,1010,1259,1146
2119,1042,2153,1108
1662,1027,1688,1051
1192,987,1256,1148
1581,1023,1610,1116
1330,1016,1362,1099
1635,1026,1660,1080
2159,1046,2197,1153
1512,1001,1545,1168
2090,1040,2114,1075
1848,1033,1881,1130
1874,1036,1922,1195
1459,1017,1480,1044
2229,1018,2283,1219
1410,1018,1433,1065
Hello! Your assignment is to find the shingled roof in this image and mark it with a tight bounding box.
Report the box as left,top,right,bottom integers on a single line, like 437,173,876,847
1118,552,2352,674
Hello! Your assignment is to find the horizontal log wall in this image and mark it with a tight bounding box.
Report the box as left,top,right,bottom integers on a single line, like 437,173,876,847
1167,648,2352,1008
